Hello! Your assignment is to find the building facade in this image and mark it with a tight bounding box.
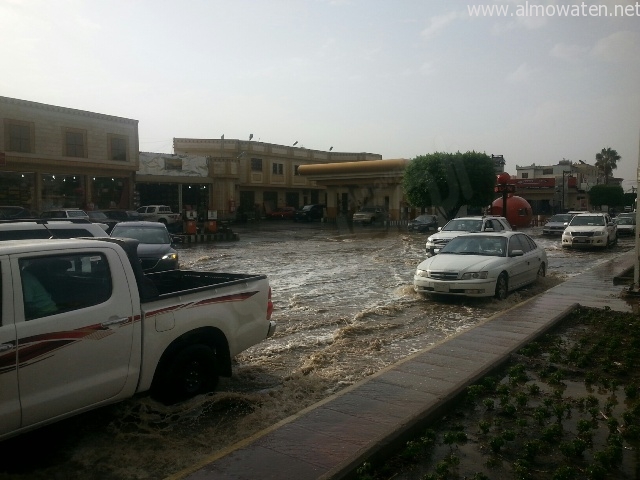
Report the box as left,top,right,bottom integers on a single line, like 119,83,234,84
0,96,138,213
515,159,616,214
173,138,382,220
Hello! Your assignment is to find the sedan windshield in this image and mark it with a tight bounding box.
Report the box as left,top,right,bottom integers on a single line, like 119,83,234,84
570,216,605,226
442,219,483,232
439,236,507,256
111,226,170,244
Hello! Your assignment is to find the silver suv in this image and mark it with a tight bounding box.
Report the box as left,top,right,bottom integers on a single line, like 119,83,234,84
0,219,109,241
425,216,512,256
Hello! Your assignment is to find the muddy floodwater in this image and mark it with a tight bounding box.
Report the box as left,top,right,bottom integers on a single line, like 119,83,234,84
1,223,635,480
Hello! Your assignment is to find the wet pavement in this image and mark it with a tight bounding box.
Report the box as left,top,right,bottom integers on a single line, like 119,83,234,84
171,249,638,480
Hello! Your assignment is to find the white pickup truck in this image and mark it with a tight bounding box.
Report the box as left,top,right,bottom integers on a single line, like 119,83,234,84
0,237,275,440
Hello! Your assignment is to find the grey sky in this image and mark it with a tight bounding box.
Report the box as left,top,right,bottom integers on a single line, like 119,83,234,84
2,0,638,190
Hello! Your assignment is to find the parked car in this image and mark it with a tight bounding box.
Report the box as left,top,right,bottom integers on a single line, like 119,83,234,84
0,219,109,241
408,214,439,233
0,206,38,219
541,213,574,236
136,205,182,232
40,208,89,220
266,206,296,220
100,209,143,222
425,216,512,256
110,221,180,272
414,231,547,300
352,206,389,225
614,215,636,236
294,204,325,222
561,212,617,248
87,211,118,233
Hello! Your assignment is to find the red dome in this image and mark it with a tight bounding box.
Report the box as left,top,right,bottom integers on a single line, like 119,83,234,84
490,195,533,228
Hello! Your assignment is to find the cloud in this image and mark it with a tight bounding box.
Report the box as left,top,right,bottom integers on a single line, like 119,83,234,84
506,62,534,83
550,42,588,61
591,31,640,63
419,62,436,77
420,11,458,40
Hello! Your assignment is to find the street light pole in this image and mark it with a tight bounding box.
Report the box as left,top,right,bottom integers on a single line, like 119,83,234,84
562,170,571,212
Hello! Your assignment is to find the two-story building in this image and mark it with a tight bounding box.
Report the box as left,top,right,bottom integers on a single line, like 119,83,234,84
172,138,383,219
0,96,139,213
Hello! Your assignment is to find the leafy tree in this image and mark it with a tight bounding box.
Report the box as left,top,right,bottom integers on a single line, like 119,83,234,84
588,184,624,209
595,147,621,185
403,151,496,220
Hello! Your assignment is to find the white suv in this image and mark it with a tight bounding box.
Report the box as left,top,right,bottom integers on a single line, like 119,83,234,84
561,212,617,249
425,216,512,256
136,205,182,228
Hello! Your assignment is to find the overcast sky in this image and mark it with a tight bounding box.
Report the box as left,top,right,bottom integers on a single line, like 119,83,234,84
2,0,639,191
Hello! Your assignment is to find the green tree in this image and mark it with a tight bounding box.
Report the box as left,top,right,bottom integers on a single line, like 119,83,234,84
403,151,496,220
595,147,621,185
588,184,624,209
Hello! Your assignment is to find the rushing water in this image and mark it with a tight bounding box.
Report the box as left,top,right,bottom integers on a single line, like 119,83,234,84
1,223,634,480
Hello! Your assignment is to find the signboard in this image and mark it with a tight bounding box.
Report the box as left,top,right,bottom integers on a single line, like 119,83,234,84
494,184,516,193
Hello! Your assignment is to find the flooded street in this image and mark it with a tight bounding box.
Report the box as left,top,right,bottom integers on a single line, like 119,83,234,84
1,223,635,480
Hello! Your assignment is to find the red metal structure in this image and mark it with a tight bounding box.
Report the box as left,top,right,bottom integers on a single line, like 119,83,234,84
491,174,533,228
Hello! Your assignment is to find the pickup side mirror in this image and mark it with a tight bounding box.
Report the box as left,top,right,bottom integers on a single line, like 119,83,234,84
484,227,494,232
510,249,524,257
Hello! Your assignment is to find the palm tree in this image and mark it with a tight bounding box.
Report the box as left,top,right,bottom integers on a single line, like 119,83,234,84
595,147,621,185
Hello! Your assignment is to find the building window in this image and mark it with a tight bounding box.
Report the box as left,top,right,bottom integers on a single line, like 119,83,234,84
64,128,87,158
4,119,34,153
108,135,128,161
272,163,283,175
521,173,529,179
251,158,263,172
294,165,300,175
542,168,553,175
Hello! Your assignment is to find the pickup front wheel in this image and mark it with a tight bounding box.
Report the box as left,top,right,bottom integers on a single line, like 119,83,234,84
157,345,219,404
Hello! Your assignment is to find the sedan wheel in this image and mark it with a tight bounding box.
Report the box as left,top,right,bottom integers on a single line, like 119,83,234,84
494,273,508,300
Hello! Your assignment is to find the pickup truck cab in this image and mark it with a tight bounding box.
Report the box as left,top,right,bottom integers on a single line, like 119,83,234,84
0,237,275,440
561,212,617,248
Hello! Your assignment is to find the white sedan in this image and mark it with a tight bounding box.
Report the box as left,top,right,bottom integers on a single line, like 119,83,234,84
414,231,547,300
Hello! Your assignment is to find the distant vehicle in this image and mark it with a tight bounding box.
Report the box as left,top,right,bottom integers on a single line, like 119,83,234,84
414,231,547,300
40,208,89,220
40,209,109,232
100,209,143,222
87,211,118,233
425,216,512,256
407,214,439,233
294,204,325,222
266,206,296,220
110,221,180,272
542,213,574,236
561,213,617,249
0,219,109,241
0,206,38,219
352,206,389,225
614,215,636,236
136,205,182,232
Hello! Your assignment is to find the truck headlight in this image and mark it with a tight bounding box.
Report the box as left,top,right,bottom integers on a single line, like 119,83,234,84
461,271,488,280
594,230,606,236
416,269,430,278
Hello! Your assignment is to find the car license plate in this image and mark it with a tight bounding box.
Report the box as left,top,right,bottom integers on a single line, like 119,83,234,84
574,238,587,243
434,283,450,293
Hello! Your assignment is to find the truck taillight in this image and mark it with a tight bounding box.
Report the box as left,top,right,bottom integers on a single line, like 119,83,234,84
266,286,274,320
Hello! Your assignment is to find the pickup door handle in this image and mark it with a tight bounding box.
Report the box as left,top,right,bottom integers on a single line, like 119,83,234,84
101,316,130,328
0,343,13,353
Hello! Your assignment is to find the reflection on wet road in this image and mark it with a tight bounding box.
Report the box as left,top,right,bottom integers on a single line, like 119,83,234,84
2,223,634,480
